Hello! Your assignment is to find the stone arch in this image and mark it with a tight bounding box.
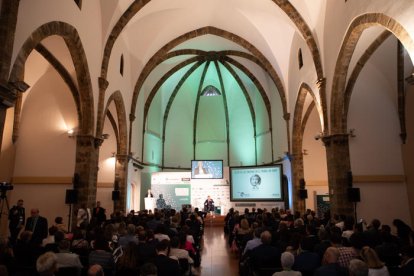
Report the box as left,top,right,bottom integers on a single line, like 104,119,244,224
331,13,414,133
99,0,327,149
9,21,94,135
131,27,287,118
131,27,290,157
102,91,128,211
291,82,318,213
103,91,128,155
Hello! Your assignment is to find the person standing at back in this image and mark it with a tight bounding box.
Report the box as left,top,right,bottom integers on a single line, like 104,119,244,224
8,199,25,245
25,208,48,245
91,201,106,225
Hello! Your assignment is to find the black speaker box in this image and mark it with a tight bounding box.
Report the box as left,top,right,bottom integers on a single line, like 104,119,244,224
347,171,353,187
112,190,120,201
299,189,308,199
299,178,306,189
65,189,78,204
347,187,360,202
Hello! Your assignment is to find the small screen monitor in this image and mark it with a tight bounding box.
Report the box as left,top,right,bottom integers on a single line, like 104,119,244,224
191,160,223,179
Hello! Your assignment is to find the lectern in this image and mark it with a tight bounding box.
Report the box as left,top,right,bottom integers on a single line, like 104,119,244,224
144,197,155,212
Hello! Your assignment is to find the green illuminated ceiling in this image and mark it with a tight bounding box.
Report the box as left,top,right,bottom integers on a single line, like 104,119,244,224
141,46,285,168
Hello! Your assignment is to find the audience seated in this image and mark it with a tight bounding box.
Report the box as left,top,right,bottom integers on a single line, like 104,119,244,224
348,259,368,276
14,204,414,276
360,246,389,276
55,239,83,275
273,251,301,276
154,239,180,276
249,231,282,273
314,247,348,276
36,252,58,276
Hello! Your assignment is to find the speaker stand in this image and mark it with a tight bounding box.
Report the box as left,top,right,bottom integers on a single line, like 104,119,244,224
354,202,357,224
68,203,72,232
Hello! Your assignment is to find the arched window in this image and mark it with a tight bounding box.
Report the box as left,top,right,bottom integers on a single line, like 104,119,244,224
298,48,303,69
120,54,124,76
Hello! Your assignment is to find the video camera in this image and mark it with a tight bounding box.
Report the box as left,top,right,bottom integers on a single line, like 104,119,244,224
0,182,13,191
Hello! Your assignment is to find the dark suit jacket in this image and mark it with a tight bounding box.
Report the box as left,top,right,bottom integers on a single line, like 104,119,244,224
292,251,321,275
249,244,281,270
400,259,414,276
91,207,106,223
25,216,48,245
314,263,348,276
154,254,180,276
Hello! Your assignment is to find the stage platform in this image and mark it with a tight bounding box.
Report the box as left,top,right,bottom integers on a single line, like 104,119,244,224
204,214,225,227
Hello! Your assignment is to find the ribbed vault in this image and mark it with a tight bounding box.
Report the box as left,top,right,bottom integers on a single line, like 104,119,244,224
140,49,285,168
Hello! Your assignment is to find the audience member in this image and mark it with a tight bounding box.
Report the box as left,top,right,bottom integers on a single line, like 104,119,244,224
249,231,282,271
273,251,301,275
314,247,348,276
25,208,48,245
36,252,58,276
8,199,25,245
348,259,368,276
398,246,414,276
360,246,389,276
154,239,180,276
88,264,104,276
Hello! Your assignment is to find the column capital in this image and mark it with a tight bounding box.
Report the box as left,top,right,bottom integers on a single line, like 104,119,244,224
316,77,326,89
98,77,109,90
129,113,136,122
321,133,349,147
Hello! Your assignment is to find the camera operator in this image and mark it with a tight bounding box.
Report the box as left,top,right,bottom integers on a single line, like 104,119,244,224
9,199,25,245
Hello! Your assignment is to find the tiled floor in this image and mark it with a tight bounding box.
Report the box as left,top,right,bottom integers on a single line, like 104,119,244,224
197,225,239,276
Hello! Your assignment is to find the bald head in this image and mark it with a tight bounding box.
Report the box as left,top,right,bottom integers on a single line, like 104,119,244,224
88,264,104,276
323,247,340,264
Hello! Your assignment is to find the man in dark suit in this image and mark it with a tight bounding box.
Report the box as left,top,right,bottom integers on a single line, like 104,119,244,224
204,195,214,213
25,208,48,245
154,239,180,276
91,201,106,224
249,231,282,272
314,247,348,276
8,199,25,245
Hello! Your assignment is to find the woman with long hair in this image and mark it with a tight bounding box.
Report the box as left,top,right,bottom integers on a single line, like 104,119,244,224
360,246,390,276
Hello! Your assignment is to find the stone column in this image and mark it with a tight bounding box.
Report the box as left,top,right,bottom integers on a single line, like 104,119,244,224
323,134,354,217
113,154,129,213
72,134,100,228
291,151,305,214
0,0,20,82
0,84,16,149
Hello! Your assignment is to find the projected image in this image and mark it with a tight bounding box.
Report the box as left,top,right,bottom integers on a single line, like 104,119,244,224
191,160,223,179
230,165,283,201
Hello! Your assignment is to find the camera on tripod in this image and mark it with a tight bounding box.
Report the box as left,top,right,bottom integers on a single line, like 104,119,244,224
0,182,13,191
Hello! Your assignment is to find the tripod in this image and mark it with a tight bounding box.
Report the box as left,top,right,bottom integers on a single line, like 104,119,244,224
0,190,10,226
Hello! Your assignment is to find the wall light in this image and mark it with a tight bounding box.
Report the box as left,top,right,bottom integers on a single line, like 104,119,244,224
67,129,75,138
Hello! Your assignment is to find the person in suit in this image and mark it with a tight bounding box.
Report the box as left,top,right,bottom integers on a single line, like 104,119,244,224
194,161,208,175
25,208,48,245
8,199,25,245
154,239,180,276
249,231,282,272
204,195,214,213
91,201,106,225
146,189,154,197
156,194,167,209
